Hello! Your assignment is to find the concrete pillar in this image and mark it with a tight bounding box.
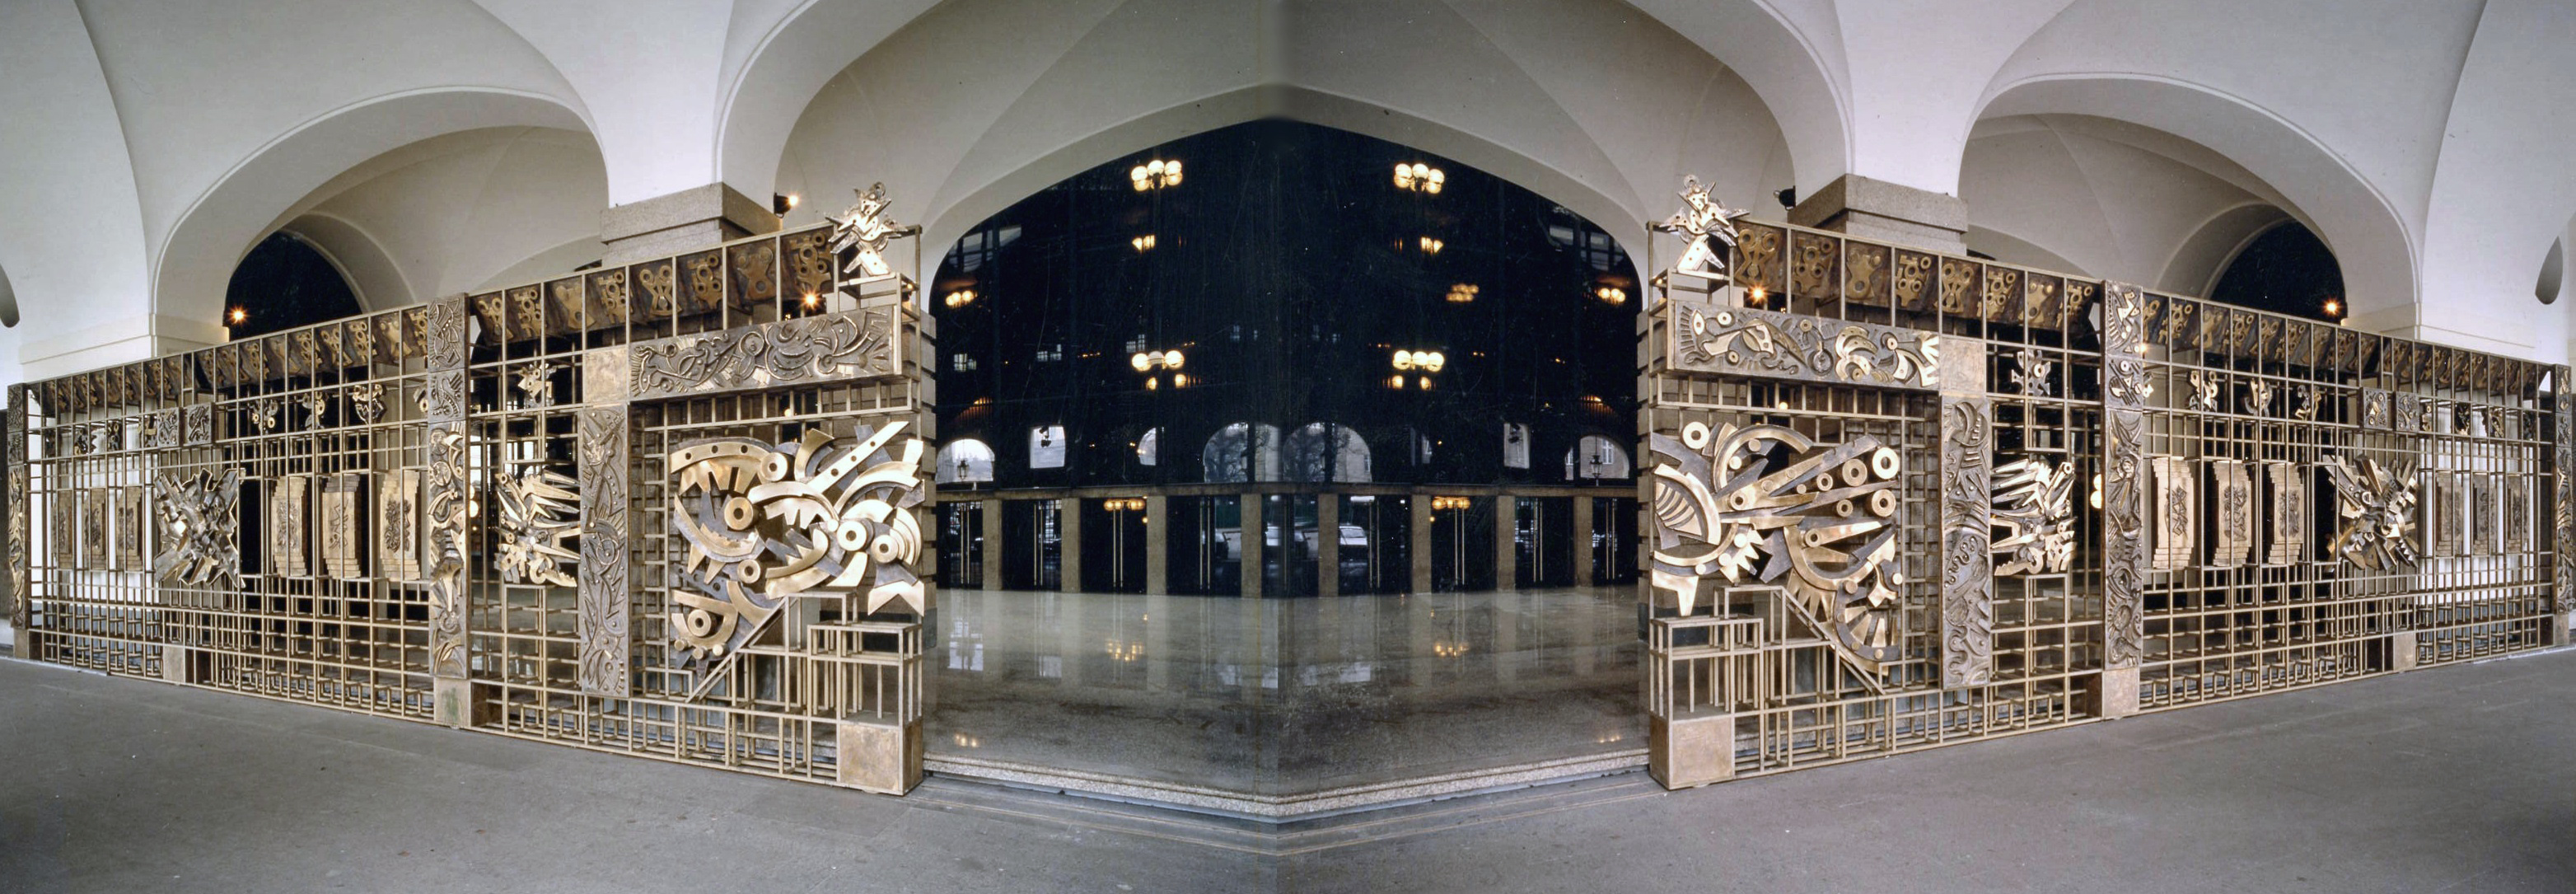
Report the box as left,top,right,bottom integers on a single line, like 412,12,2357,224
1410,495,1434,594
1241,494,1264,598
599,183,781,265
1316,495,1340,597
979,498,1002,592
1495,495,1518,591
1057,497,1082,592
1145,494,1171,595
1787,174,1969,256
1571,495,1596,587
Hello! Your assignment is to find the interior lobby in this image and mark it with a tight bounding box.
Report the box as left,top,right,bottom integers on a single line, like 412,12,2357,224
2,2,2574,891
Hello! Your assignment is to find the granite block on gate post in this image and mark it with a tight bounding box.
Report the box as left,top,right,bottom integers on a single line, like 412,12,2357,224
2097,283,2152,718
577,346,631,697
1938,337,1994,688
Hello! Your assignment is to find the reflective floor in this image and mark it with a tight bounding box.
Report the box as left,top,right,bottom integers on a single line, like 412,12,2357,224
925,587,1643,799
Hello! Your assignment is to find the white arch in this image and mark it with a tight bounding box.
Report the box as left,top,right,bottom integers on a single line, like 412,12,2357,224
733,0,1809,266
2158,204,2296,298
1203,423,1281,484
279,213,408,312
1284,423,1371,484
1565,434,1632,480
1974,76,2415,326
937,439,997,484
152,88,593,335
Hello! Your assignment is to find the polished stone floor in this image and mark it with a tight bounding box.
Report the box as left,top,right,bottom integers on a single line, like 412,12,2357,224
2,645,2567,892
923,587,1643,803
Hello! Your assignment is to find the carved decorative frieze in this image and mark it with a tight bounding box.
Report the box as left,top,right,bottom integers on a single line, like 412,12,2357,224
577,408,630,696
1646,176,1748,293
152,468,242,588
78,489,106,569
667,423,929,667
1938,339,1992,687
1664,301,1939,390
2153,456,2197,571
2211,459,2254,567
1993,456,2075,576
1648,422,1907,676
2558,374,2574,612
496,463,580,587
2100,283,2148,670
2321,454,2419,570
270,475,310,578
6,385,24,632
116,485,144,570
2264,461,2306,566
629,307,902,401
426,424,471,679
380,468,421,582
184,404,213,445
321,473,364,578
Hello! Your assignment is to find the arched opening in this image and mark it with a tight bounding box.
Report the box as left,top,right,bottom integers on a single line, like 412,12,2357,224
221,232,362,339
2209,222,2347,323
917,119,1649,800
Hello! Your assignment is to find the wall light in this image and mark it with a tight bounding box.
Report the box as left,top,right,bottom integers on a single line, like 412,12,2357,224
1595,286,1626,305
1446,283,1478,303
943,289,977,308
1430,495,1473,511
1131,234,1157,252
1395,162,1445,194
227,307,248,326
1391,349,1445,373
1130,159,1182,191
773,193,800,216
2321,296,2344,318
1418,236,1444,255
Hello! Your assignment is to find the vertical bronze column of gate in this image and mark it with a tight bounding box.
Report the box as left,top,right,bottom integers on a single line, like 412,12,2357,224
2097,283,2152,718
577,349,631,698
2558,365,2574,641
7,383,25,634
422,297,475,726
1937,338,1993,687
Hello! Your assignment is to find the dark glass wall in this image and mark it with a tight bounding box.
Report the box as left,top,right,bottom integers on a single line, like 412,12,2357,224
931,120,1639,489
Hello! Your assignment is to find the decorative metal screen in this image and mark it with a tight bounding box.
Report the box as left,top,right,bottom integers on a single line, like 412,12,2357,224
11,190,938,794
1638,180,2565,787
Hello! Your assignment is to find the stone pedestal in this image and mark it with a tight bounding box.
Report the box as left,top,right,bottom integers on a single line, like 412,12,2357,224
1057,497,1082,592
1145,494,1171,595
600,183,780,265
2097,665,2140,719
1410,496,1435,595
1241,494,1264,598
432,678,495,729
838,717,923,795
1494,496,1517,591
1571,496,1595,587
1649,710,1734,789
1787,175,1969,256
1316,496,1339,597
979,499,1003,592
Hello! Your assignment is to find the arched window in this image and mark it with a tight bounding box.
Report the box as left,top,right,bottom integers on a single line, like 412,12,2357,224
1565,434,1631,480
2211,222,2345,322
1137,427,1162,466
1284,423,1371,483
937,439,997,484
1202,423,1281,483
223,232,362,338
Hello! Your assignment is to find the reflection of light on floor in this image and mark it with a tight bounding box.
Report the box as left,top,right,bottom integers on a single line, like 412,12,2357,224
1433,640,1470,658
1594,732,1625,744
1106,640,1144,662
952,732,982,748
1039,655,1063,678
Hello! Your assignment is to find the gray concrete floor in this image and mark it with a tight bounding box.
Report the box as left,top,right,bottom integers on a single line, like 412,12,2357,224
2,648,2570,893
